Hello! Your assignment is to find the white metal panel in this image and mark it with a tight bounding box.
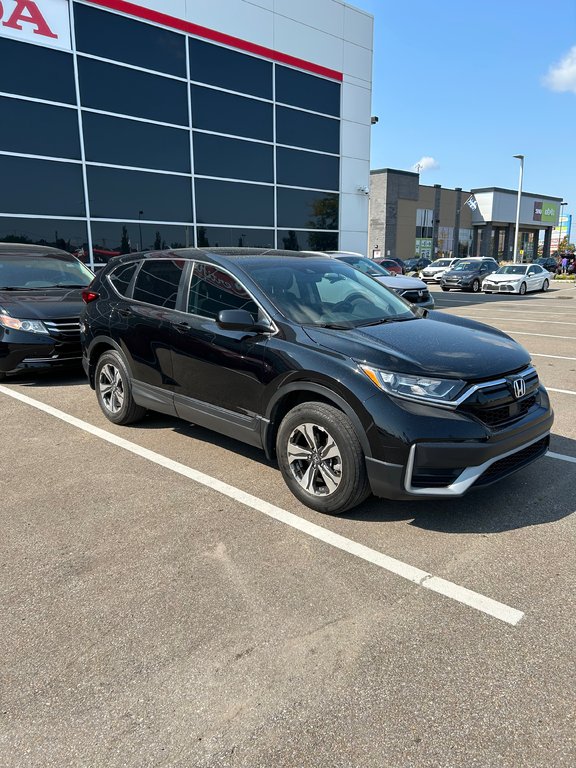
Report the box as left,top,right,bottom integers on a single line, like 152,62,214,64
341,81,371,124
184,0,274,48
340,157,370,196
343,40,372,82
343,5,373,48
273,15,344,72
274,0,344,38
131,0,187,19
341,120,371,161
0,0,71,50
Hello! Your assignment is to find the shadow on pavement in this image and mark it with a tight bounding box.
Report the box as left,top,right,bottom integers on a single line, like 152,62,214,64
431,284,574,310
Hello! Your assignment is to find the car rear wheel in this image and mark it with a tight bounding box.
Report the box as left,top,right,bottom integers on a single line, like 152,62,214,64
519,282,527,295
276,402,370,514
541,279,549,292
470,279,481,293
441,287,450,292
95,350,146,425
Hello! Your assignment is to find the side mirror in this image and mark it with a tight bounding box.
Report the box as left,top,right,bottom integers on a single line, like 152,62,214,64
217,309,271,333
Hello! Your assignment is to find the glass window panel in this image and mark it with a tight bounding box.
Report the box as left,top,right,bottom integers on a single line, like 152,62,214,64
108,262,138,296
277,189,338,230
276,66,340,116
195,179,273,226
196,227,273,248
83,113,190,172
191,86,272,141
74,4,186,77
0,217,88,258
0,156,85,216
188,264,259,320
276,148,339,191
193,134,272,182
189,38,272,99
276,107,339,154
0,37,75,103
132,259,185,309
0,97,80,159
78,58,188,125
87,167,192,221
90,222,194,263
277,230,338,251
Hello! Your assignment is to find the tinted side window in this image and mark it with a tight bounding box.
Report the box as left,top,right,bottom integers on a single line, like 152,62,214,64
108,262,138,296
276,147,339,190
132,260,184,308
189,38,272,99
0,217,88,257
276,107,339,154
193,133,273,182
195,179,274,226
0,97,80,159
75,4,186,77
188,264,258,321
78,58,188,125
276,66,340,116
191,86,273,141
0,37,75,103
277,189,339,229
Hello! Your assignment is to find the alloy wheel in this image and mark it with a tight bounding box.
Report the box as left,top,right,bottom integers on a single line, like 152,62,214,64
286,422,343,497
98,363,125,414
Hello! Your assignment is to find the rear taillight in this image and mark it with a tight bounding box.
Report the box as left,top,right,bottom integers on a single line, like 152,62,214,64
81,290,99,303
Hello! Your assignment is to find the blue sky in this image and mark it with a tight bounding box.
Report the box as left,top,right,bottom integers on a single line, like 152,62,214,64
352,0,576,235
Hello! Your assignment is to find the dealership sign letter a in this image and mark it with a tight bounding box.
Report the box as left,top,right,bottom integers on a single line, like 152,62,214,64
2,1,58,38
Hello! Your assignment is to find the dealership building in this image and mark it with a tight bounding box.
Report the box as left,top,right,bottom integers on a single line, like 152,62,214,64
370,168,564,263
0,0,373,267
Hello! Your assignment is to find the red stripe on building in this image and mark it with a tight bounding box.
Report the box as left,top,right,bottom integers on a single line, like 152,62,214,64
87,0,344,81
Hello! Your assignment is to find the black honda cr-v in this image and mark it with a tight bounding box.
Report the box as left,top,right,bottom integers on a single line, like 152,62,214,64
80,248,553,514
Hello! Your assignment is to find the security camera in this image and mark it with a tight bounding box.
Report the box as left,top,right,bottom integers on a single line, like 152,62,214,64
357,185,369,195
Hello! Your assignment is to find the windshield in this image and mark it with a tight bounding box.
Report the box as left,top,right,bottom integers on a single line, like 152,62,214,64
432,259,453,267
243,258,416,327
0,254,93,289
336,256,392,277
452,260,480,271
496,265,528,275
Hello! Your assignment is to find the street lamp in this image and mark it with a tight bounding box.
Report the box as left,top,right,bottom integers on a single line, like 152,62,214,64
138,210,144,252
512,154,524,263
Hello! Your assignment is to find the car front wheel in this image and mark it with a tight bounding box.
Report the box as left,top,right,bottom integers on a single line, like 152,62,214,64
541,279,549,292
470,279,481,292
519,282,527,295
95,350,146,425
276,402,370,514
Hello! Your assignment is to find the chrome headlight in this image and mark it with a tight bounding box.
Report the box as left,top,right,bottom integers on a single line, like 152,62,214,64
0,315,49,334
360,365,466,405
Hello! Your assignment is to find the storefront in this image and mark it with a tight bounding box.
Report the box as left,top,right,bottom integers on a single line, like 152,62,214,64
0,0,373,267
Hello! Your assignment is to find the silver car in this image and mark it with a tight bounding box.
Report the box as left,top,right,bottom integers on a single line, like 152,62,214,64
324,252,435,309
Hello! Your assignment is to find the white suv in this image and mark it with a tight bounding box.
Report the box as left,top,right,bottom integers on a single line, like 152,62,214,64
420,258,461,283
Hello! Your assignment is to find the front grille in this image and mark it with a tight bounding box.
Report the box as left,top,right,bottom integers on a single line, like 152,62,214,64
411,467,464,488
474,437,549,486
43,318,81,341
459,369,540,430
400,289,431,304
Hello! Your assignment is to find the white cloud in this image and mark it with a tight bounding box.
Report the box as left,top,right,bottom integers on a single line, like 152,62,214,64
543,46,576,93
412,156,439,173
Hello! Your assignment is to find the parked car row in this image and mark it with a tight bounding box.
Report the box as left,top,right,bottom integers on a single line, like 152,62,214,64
1,244,553,515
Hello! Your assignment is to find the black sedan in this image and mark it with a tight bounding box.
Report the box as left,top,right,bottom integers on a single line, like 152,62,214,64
0,243,94,379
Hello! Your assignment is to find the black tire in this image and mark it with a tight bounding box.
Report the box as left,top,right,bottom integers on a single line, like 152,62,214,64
470,279,480,293
441,287,450,292
0,371,7,382
519,282,527,296
541,279,549,292
95,350,146,425
276,402,370,514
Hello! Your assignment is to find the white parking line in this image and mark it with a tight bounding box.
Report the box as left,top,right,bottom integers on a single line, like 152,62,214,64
547,387,576,396
547,451,576,464
530,353,576,361
457,316,576,327
489,331,576,340
0,383,524,626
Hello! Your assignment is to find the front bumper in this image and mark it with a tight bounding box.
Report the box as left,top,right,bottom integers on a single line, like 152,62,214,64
0,331,82,375
363,387,553,500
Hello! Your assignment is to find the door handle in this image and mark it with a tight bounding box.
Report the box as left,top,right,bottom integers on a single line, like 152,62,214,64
174,321,191,332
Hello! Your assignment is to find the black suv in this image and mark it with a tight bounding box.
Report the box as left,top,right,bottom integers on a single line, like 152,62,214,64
81,249,553,514
0,243,94,379
440,257,499,292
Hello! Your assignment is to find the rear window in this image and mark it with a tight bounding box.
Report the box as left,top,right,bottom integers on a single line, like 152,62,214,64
132,259,184,309
108,262,138,296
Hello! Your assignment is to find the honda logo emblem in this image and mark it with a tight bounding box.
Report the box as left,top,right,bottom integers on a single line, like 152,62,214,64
513,378,526,399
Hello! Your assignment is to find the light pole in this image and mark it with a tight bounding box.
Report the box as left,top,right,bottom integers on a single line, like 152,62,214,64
512,154,524,263
138,210,144,252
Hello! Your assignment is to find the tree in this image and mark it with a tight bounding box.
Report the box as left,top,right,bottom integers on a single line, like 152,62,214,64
154,231,162,250
120,226,130,254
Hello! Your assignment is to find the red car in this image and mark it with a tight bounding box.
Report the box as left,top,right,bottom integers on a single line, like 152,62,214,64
373,257,404,275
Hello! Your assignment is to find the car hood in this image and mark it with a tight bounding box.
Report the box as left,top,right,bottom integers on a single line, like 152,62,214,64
373,275,427,290
442,268,479,278
303,311,530,379
0,288,85,319
484,273,526,282
422,265,448,273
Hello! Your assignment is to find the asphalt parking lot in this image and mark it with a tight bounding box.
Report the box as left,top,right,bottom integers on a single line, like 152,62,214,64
1,282,575,767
